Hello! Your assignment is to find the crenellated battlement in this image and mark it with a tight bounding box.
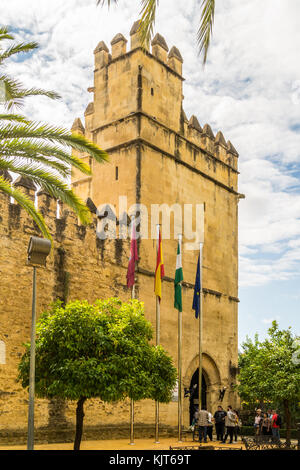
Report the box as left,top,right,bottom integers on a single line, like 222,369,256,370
77,22,239,198
0,177,131,275
185,115,239,170
0,23,240,445
93,22,183,76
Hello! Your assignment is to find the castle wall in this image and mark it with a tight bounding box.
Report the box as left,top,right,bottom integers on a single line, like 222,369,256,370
0,191,173,443
0,26,242,444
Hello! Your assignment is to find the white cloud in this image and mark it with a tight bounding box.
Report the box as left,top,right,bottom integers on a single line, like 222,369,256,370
261,316,280,325
2,0,300,288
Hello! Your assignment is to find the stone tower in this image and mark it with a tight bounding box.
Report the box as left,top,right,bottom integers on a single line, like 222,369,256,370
71,22,242,427
0,24,243,442
0,25,243,442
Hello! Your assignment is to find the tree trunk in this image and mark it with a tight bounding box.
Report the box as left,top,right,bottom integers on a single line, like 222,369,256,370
283,399,291,447
74,397,86,451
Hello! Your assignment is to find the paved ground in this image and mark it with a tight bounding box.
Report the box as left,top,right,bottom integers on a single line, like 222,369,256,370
0,438,245,451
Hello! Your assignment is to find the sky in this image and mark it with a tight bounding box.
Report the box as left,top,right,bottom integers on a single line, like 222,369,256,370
1,0,300,345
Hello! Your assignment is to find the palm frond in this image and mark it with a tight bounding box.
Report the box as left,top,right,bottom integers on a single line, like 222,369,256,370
63,131,109,164
0,42,38,64
0,138,91,175
139,0,159,48
197,0,215,65
12,87,60,101
0,153,70,178
0,121,109,164
0,28,60,109
0,25,109,233
0,161,92,225
40,183,92,225
96,0,118,6
0,175,51,240
0,26,14,42
0,74,61,109
0,114,30,124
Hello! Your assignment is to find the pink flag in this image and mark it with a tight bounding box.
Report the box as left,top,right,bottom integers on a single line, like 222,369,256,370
126,220,138,288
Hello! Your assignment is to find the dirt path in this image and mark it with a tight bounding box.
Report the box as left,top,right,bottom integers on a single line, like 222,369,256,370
0,438,245,451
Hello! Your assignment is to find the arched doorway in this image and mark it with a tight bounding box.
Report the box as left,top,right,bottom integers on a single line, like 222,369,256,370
189,368,207,425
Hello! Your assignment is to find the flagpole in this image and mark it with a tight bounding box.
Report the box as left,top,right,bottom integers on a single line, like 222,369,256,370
155,224,160,444
130,285,135,445
129,217,135,446
178,233,183,442
198,242,203,413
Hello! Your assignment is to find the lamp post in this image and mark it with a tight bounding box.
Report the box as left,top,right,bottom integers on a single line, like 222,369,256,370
26,236,51,451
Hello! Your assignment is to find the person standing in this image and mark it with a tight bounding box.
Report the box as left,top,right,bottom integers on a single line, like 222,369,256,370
233,410,242,442
214,406,227,442
254,409,262,435
271,409,281,442
222,406,236,444
267,410,273,436
261,412,271,437
206,410,213,441
197,406,210,443
192,407,199,441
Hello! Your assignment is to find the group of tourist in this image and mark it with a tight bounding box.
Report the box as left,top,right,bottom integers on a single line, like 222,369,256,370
193,406,282,444
253,408,281,440
193,405,241,444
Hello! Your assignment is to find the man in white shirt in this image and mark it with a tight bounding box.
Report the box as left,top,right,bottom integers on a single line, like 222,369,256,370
206,410,213,441
197,406,210,443
222,406,236,444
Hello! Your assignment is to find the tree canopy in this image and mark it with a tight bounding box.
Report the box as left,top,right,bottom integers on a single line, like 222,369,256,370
18,298,177,449
237,321,300,443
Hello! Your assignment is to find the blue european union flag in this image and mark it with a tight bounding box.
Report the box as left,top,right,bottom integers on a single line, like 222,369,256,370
192,255,201,319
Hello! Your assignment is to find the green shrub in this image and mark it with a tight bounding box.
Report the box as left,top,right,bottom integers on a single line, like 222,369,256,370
241,426,298,439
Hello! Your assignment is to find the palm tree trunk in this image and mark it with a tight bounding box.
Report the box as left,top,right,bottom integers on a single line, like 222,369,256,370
74,397,86,450
283,399,291,446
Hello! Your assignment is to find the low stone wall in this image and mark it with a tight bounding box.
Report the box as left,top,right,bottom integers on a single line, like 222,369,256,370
0,423,178,446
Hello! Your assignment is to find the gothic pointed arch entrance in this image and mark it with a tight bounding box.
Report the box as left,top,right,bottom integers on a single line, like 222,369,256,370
184,352,222,426
189,368,207,425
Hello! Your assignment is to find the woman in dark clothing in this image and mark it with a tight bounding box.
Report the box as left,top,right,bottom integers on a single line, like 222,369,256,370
214,406,227,441
233,410,241,442
261,412,271,437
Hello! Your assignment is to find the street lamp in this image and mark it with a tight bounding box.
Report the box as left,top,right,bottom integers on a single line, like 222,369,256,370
27,236,51,451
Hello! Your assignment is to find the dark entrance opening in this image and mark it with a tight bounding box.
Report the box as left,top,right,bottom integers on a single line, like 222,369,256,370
189,369,207,425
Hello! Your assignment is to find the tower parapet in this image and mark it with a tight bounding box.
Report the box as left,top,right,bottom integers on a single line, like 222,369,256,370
187,115,203,148
111,33,127,59
151,33,169,63
201,123,215,154
72,23,240,205
94,41,110,70
168,46,183,75
71,117,85,135
130,20,143,50
0,169,12,183
14,176,36,202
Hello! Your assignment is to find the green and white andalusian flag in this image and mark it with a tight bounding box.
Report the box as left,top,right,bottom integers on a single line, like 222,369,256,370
174,239,183,312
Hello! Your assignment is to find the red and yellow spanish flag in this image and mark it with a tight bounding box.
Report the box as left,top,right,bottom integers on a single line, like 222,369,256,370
154,228,165,301
126,220,138,288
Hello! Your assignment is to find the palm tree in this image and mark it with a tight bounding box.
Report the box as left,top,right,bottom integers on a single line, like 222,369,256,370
0,27,108,241
97,0,215,65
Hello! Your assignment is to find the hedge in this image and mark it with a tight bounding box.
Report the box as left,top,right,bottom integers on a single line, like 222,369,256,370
241,426,299,439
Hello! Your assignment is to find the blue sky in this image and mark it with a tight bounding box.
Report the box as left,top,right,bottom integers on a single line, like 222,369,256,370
2,0,300,345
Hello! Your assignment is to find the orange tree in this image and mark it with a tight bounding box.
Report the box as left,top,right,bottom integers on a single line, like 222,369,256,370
237,321,300,445
18,298,177,450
